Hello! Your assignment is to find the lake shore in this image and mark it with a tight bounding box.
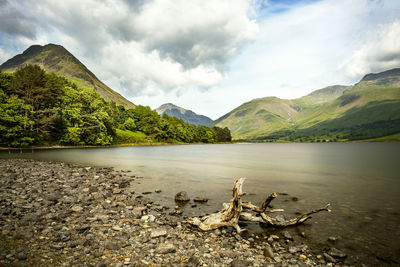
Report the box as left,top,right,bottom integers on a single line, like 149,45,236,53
0,142,236,151
0,158,351,266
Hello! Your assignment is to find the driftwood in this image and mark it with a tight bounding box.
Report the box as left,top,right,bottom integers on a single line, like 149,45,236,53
187,178,330,232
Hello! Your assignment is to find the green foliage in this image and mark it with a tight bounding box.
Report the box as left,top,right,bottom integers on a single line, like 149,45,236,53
114,129,147,144
0,65,231,147
0,88,34,146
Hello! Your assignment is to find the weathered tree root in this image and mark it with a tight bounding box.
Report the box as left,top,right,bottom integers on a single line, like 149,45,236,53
187,178,331,232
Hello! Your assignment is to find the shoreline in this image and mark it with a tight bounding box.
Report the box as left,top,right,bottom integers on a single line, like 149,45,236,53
0,158,350,266
0,142,235,151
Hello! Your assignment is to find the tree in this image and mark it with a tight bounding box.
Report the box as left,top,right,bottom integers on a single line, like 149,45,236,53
0,89,34,146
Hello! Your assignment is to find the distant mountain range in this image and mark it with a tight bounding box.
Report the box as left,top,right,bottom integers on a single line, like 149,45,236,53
213,68,400,141
0,44,135,109
155,103,213,126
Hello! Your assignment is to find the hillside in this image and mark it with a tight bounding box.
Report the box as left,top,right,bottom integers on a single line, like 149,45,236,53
155,103,213,126
213,68,400,141
0,44,135,109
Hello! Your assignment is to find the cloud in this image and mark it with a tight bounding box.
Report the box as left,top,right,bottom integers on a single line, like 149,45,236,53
340,20,400,78
0,0,36,38
0,0,258,98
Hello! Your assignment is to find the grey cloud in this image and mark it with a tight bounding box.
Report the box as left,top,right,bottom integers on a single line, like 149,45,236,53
0,0,36,38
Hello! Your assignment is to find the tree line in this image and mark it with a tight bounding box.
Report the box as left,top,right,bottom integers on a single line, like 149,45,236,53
0,65,231,147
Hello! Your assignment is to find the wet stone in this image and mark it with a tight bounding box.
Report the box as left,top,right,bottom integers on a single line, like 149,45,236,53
328,248,347,259
174,191,190,202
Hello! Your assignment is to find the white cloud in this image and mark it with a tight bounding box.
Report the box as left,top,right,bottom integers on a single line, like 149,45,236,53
0,0,258,98
340,20,400,78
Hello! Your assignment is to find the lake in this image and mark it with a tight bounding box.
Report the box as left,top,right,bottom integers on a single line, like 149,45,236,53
1,142,399,265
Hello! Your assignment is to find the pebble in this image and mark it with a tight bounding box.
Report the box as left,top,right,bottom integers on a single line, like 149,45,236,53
0,159,349,266
174,191,190,202
150,228,168,238
156,243,176,254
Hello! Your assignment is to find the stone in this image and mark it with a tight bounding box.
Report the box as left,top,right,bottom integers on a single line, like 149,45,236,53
328,248,347,258
231,260,249,267
264,244,274,258
105,241,122,250
150,228,167,238
323,252,336,263
328,236,337,242
112,226,123,231
76,224,90,233
282,231,293,240
71,205,83,212
219,249,237,258
16,252,27,260
155,189,162,193
95,262,107,267
174,191,190,202
289,246,298,253
156,243,176,254
141,215,155,223
193,197,208,203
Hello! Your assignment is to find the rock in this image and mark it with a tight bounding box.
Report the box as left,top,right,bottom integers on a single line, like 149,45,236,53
299,254,307,260
150,228,167,238
323,252,336,263
156,243,176,254
328,236,337,242
112,226,123,231
174,191,190,202
282,231,293,240
50,244,64,250
289,246,298,254
193,197,208,203
155,189,162,193
188,255,200,266
16,252,27,260
10,260,30,267
219,249,237,258
95,262,107,267
291,197,299,201
141,215,155,223
231,260,249,267
264,244,274,258
328,248,347,258
71,205,83,212
105,241,122,250
76,224,90,233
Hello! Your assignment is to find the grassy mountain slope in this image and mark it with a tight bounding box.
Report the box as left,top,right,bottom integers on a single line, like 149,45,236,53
155,103,213,126
0,44,135,109
213,97,297,139
214,68,400,141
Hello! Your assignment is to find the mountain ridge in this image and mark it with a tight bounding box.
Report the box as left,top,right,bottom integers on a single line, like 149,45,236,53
155,103,213,126
213,68,400,141
0,44,135,109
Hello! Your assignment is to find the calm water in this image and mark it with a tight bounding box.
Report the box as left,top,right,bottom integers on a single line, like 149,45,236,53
1,143,399,264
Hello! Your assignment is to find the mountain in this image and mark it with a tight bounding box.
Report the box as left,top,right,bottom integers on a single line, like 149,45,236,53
0,44,135,109
155,103,213,126
213,68,400,141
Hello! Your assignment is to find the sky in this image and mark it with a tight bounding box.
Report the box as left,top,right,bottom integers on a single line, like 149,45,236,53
0,0,400,119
